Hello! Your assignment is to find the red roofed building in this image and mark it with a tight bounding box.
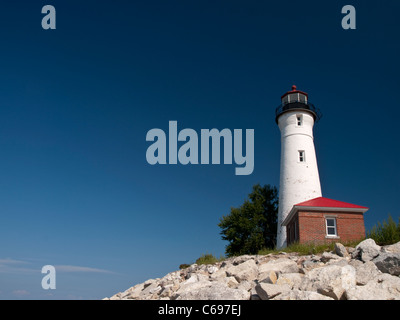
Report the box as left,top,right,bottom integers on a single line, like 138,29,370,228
281,197,368,245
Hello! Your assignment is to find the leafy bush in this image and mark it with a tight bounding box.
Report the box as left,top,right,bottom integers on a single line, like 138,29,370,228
367,214,400,246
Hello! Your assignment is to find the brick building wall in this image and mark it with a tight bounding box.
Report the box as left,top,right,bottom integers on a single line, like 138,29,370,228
286,210,366,245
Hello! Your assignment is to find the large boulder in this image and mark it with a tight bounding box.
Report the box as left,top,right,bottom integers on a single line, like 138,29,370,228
372,252,400,276
352,238,381,262
225,259,258,282
346,273,400,300
276,273,304,289
335,242,350,258
382,241,400,254
255,283,291,300
258,258,299,279
259,270,278,284
351,260,381,285
222,276,240,288
299,264,356,300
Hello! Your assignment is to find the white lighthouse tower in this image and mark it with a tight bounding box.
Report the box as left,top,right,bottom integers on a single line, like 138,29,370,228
276,86,322,248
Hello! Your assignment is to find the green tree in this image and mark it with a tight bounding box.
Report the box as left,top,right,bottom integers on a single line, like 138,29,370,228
218,184,278,257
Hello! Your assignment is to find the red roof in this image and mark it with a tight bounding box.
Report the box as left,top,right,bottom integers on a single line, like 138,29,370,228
294,197,368,209
282,196,369,226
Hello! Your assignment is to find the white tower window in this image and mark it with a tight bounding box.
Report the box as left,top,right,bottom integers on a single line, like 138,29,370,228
298,150,305,162
296,115,303,126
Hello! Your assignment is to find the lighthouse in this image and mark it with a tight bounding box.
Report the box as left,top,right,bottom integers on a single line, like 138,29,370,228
276,86,322,248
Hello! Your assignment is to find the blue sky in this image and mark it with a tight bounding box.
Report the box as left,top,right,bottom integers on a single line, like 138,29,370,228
0,0,399,299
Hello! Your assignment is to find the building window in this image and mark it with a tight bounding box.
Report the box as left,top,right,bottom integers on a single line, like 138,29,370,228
298,150,305,162
296,115,303,126
325,217,337,237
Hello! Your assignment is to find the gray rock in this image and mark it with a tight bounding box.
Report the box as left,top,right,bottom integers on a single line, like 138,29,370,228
326,259,349,268
258,258,299,277
348,258,363,269
183,273,209,286
335,243,350,258
225,259,258,282
259,270,277,284
159,284,174,298
186,264,198,274
347,246,356,255
207,266,218,274
220,260,233,269
301,258,324,272
346,273,400,300
320,252,341,263
255,283,291,300
271,289,334,300
372,252,400,276
139,281,160,298
222,276,239,288
121,282,145,299
159,271,181,286
108,293,121,300
352,238,381,262
236,280,254,292
353,261,381,285
143,278,157,288
299,264,356,300
175,282,250,300
382,241,400,254
149,285,162,294
209,268,227,280
230,255,255,265
276,273,304,289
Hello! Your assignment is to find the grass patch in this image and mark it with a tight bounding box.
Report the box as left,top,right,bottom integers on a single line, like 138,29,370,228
179,253,226,269
195,253,225,266
258,239,364,256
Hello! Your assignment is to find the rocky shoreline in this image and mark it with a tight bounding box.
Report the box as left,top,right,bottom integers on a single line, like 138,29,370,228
105,239,400,300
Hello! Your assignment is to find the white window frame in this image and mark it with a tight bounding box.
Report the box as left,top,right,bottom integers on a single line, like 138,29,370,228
325,217,338,237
